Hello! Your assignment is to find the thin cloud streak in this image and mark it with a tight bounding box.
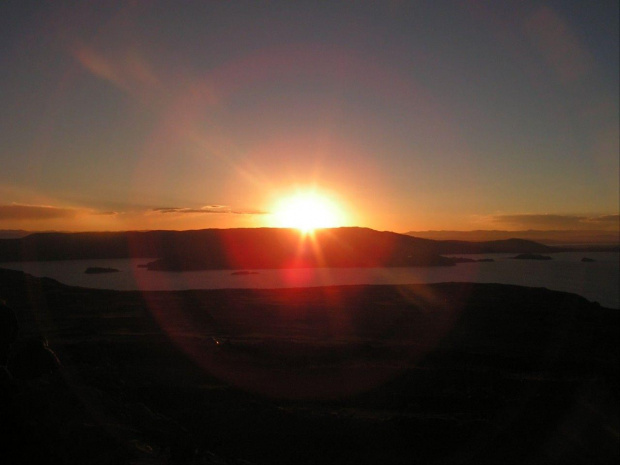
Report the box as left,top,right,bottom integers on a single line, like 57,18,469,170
0,204,82,221
152,206,268,215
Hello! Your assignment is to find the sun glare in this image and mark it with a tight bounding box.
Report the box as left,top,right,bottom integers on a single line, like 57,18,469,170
273,191,344,232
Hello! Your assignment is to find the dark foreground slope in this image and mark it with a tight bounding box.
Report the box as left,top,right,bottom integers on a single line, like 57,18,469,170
1,268,618,464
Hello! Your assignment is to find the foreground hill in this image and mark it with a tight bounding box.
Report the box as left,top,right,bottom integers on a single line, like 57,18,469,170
0,268,617,464
0,227,563,270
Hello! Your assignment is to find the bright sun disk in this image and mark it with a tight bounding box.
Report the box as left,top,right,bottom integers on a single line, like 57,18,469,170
273,192,343,232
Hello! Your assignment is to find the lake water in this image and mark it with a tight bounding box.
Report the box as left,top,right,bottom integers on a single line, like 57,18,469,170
1,252,618,308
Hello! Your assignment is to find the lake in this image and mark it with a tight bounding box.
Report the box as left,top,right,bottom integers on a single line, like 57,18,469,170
1,252,618,308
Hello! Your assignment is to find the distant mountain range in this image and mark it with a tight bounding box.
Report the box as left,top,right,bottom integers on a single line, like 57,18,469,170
0,227,571,270
405,229,619,246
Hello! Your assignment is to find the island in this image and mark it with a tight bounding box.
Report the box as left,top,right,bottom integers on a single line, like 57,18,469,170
84,267,120,274
512,253,553,260
581,257,596,262
231,270,259,275
451,257,495,263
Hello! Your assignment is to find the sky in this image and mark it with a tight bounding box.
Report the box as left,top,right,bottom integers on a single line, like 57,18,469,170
0,0,618,233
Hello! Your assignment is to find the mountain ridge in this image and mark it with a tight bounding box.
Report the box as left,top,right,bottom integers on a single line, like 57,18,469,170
0,227,564,270
405,229,619,246
0,227,563,271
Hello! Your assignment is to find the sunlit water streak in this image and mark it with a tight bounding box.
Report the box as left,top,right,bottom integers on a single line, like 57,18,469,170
1,252,618,308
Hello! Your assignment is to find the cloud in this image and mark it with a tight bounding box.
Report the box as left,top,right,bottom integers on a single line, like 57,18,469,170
229,208,268,215
0,204,122,222
490,214,619,230
0,204,82,221
152,206,267,215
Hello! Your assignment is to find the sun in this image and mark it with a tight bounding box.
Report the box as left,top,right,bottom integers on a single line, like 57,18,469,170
272,191,344,232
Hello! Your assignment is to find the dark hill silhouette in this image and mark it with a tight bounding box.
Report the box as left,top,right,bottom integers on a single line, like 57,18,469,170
145,228,456,270
0,227,564,270
0,230,168,262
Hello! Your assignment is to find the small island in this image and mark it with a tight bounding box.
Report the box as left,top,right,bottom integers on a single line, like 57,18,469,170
84,267,120,274
512,253,552,260
451,257,496,263
231,270,259,275
581,257,596,263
